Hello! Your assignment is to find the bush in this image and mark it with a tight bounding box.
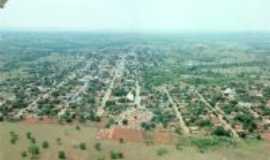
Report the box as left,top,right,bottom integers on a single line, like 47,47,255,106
122,119,128,125
9,131,18,144
58,151,66,159
94,142,102,151
76,125,81,131
110,150,124,159
28,144,40,156
79,142,87,150
26,132,32,139
21,151,27,158
191,136,234,152
42,141,49,149
30,137,36,144
141,122,155,131
97,156,105,160
212,126,231,137
119,138,124,144
175,143,183,151
157,148,168,156
234,113,257,131
56,137,62,145
197,119,213,128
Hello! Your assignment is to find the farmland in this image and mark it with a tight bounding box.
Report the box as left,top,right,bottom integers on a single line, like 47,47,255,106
1,32,270,159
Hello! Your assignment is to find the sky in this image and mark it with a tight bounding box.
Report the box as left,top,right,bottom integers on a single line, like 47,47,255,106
0,0,270,32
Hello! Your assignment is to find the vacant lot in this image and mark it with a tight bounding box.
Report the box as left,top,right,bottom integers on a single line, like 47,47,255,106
1,122,270,160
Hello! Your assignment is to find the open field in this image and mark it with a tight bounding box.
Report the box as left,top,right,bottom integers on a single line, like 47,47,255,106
1,122,270,160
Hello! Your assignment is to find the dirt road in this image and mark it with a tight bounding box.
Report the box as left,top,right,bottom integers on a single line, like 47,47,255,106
164,88,190,135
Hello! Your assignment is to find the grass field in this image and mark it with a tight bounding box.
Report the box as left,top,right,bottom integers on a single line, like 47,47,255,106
1,122,270,160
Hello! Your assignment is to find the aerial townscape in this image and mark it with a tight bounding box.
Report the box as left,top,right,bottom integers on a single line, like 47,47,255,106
1,0,270,159
1,32,270,159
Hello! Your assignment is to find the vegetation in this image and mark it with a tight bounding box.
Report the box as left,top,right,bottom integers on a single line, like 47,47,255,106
79,142,87,150
110,150,124,159
58,151,66,159
42,141,49,149
94,142,102,151
157,148,168,156
9,131,19,144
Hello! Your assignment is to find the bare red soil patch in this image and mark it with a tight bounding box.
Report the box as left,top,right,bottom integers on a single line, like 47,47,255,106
261,132,270,141
97,127,175,144
153,130,173,144
96,127,145,143
23,115,57,125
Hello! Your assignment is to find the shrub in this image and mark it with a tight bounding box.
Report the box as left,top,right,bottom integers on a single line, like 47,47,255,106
76,125,81,131
212,126,231,137
110,150,124,159
79,142,87,150
157,148,168,156
122,119,128,125
42,141,49,149
119,138,124,144
26,132,32,139
191,136,234,152
58,151,66,159
234,113,257,131
9,131,18,144
56,137,62,145
21,151,27,158
97,156,105,160
175,143,183,151
28,144,40,156
94,142,102,151
30,137,36,144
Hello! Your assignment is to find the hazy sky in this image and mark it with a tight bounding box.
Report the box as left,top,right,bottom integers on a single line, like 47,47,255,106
0,0,270,32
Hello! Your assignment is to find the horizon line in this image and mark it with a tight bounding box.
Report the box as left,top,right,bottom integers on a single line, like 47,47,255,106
1,27,270,34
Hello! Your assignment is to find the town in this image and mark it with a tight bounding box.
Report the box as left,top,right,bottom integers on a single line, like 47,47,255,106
1,32,270,159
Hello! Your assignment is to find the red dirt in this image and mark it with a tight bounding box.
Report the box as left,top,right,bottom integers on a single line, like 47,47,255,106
261,132,270,141
96,127,175,144
153,130,173,144
96,127,145,143
23,115,57,125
